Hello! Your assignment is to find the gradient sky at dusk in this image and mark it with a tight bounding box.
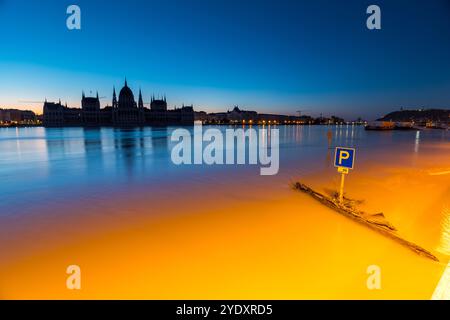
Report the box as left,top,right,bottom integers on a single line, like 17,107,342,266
1,0,450,119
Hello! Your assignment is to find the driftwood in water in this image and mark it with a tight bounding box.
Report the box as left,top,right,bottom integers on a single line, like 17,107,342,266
293,182,439,262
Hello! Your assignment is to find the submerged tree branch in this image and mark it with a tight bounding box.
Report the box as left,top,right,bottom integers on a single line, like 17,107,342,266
292,182,439,262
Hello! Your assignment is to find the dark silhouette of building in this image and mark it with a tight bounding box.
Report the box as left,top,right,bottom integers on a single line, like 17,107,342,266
201,106,311,124
0,108,37,125
43,100,81,126
82,91,101,125
148,95,167,124
111,79,145,126
43,79,194,127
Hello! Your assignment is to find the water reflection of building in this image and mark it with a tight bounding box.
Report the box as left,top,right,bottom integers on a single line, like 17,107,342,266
112,127,170,173
43,79,194,127
82,127,103,173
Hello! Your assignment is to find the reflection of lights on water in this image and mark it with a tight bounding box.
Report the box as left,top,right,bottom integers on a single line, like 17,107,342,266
15,127,23,160
295,125,302,142
437,205,450,256
431,260,450,300
414,131,420,153
433,205,450,300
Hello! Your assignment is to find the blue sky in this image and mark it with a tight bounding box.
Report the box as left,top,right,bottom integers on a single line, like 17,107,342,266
1,0,450,119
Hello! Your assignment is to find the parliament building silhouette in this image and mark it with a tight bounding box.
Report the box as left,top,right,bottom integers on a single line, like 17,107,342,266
43,80,194,127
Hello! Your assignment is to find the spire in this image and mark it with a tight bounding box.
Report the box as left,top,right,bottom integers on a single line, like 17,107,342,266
112,86,118,108
138,88,144,109
124,77,128,87
82,90,85,99
96,91,99,99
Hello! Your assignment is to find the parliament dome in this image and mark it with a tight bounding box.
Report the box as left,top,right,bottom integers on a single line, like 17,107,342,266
118,79,136,109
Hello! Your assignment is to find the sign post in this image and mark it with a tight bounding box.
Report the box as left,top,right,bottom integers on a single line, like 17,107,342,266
334,147,355,204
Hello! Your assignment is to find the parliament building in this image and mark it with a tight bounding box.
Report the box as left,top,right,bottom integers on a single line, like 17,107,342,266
43,80,194,127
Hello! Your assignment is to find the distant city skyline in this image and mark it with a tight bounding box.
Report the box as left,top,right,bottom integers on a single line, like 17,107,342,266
1,0,450,119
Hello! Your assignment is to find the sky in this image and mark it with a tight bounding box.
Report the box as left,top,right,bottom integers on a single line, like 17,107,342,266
0,0,450,119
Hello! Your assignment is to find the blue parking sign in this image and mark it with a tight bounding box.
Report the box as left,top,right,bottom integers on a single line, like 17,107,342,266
334,147,355,169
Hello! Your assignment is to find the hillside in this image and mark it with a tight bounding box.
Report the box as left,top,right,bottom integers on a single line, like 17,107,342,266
379,109,450,122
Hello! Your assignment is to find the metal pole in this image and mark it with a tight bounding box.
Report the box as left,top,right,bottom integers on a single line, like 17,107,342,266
339,172,345,204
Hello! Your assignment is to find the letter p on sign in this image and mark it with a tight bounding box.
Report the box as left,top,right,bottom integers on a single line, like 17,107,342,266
334,147,355,169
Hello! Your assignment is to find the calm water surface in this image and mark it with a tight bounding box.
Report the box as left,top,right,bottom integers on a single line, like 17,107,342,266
0,125,448,216
0,125,449,299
